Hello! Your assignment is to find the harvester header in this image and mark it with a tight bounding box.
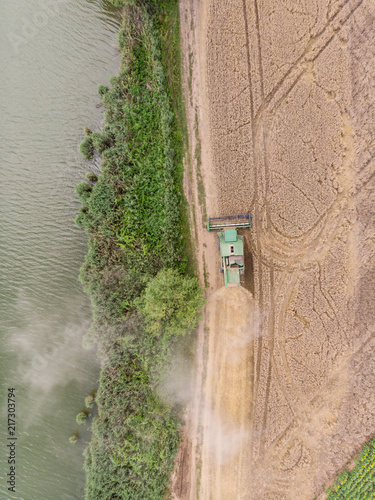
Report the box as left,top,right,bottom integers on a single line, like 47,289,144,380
207,213,252,232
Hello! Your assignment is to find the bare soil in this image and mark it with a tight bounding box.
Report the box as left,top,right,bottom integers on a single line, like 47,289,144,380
173,1,375,499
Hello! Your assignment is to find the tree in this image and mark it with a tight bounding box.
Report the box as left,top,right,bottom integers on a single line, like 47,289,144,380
136,268,205,337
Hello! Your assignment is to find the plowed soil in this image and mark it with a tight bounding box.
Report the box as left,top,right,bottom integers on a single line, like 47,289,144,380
173,1,375,499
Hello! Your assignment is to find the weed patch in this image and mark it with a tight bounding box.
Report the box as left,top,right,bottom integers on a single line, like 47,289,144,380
322,438,375,500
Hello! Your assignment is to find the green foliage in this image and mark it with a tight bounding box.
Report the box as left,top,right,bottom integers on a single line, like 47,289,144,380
84,341,180,499
75,1,193,498
85,172,98,183
325,438,375,499
75,182,92,205
91,132,111,154
137,268,205,337
75,211,92,231
85,393,95,410
98,84,109,96
108,0,128,7
76,410,90,425
80,135,94,159
69,430,79,444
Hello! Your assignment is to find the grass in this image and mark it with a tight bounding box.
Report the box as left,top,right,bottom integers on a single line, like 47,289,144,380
155,0,198,276
188,51,193,104
195,445,202,499
75,1,203,498
191,202,198,242
194,107,206,225
203,255,209,288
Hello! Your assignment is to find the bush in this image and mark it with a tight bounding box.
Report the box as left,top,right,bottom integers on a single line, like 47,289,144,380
69,430,79,444
85,172,98,183
75,182,92,204
136,268,205,337
98,84,109,96
76,408,92,424
80,135,94,159
91,132,111,154
75,212,92,230
108,0,127,6
85,393,95,409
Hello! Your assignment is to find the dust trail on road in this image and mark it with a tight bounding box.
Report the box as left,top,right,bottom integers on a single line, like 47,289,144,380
199,287,258,499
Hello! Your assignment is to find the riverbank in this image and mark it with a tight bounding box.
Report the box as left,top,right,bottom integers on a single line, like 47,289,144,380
75,1,203,498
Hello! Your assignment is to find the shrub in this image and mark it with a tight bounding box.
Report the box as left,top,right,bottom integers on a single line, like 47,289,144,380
69,430,79,444
108,0,127,6
136,268,205,337
85,393,95,409
85,172,98,183
91,132,111,154
76,409,90,425
75,212,92,230
75,182,92,203
80,135,94,159
75,1,191,498
98,84,109,96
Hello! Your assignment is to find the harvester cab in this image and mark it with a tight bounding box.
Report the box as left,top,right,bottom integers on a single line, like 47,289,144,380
207,214,251,287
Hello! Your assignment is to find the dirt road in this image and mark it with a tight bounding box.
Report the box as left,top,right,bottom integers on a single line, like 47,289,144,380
199,287,256,500
174,1,375,499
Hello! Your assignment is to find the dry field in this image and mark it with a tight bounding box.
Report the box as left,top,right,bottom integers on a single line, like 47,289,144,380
174,0,375,499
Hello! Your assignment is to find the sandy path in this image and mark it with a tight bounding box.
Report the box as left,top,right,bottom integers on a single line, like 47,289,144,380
200,287,255,500
174,1,375,499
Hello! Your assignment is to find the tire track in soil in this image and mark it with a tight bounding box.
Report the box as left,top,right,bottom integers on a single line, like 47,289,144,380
245,0,362,463
254,0,363,133
232,0,362,496
269,0,363,119
269,329,375,456
241,0,267,464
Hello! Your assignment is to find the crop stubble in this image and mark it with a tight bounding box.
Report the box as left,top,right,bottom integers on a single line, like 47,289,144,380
177,0,375,499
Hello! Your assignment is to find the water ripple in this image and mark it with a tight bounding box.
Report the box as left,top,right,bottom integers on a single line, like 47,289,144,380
0,0,121,498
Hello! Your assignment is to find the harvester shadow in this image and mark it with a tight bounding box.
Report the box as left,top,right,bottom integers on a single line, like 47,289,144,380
242,231,254,295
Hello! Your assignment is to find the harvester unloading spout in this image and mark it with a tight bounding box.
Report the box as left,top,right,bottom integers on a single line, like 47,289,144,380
207,214,251,287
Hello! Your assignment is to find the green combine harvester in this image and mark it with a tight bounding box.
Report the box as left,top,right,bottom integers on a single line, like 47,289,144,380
207,214,252,287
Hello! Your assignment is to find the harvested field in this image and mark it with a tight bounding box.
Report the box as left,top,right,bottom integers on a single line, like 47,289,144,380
175,0,375,499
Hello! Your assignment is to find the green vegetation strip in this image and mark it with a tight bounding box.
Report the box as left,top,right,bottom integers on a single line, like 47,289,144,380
75,1,204,498
324,438,375,500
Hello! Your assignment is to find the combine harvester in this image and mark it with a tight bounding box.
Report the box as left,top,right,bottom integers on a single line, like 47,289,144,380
207,214,252,287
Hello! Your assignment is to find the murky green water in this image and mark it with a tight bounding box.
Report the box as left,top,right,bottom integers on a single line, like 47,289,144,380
0,1,121,497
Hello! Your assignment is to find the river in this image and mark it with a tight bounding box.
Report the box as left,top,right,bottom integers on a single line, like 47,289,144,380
0,1,121,497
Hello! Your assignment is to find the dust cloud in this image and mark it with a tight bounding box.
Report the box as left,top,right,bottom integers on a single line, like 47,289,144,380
9,319,94,394
158,352,195,408
198,287,258,499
